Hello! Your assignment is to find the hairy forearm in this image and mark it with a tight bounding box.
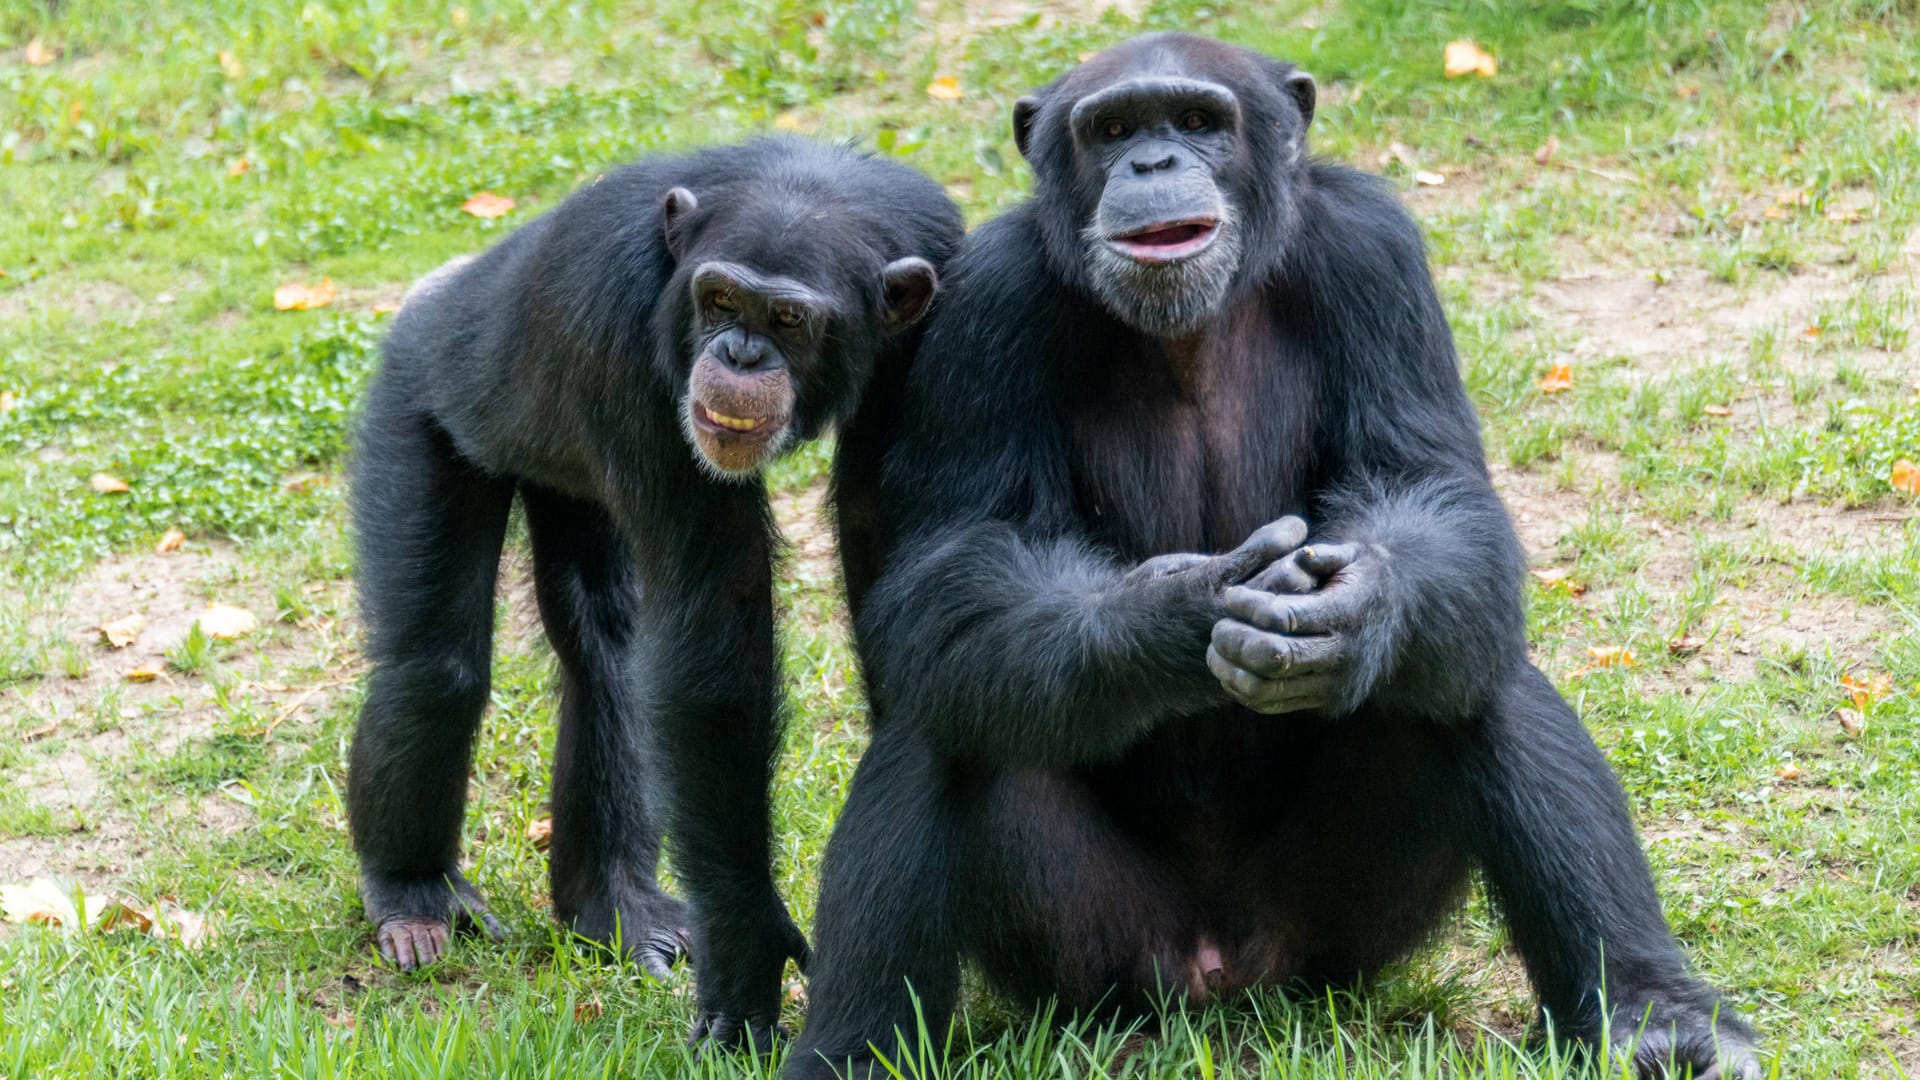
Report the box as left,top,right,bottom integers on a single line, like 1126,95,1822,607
1317,475,1528,718
858,523,1225,765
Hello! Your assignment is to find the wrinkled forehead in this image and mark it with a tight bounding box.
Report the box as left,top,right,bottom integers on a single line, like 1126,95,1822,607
691,195,872,305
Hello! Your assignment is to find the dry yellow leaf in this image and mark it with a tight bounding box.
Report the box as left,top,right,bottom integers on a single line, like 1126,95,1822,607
126,661,164,682
23,38,58,66
89,472,131,494
1841,671,1893,708
96,613,145,649
195,603,258,641
527,816,554,851
1703,404,1734,417
1529,567,1587,596
574,997,604,1022
1443,40,1497,79
0,389,16,413
926,75,964,102
1775,763,1803,781
1668,635,1705,657
1832,707,1864,737
156,528,186,553
154,902,216,949
273,278,336,311
461,192,516,218
228,158,252,177
1587,645,1637,667
1538,364,1574,394
1,879,84,927
1892,458,1920,495
217,50,245,80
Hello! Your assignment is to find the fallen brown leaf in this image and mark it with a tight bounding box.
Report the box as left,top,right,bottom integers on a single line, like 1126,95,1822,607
273,278,336,311
1667,635,1705,657
574,997,604,1022
1702,404,1734,417
1892,459,1920,495
1443,39,1497,79
1538,363,1574,394
24,38,59,66
526,816,554,851
1529,567,1587,596
1533,135,1560,165
155,528,186,553
1840,671,1893,709
96,613,145,649
24,720,59,742
1587,645,1637,668
90,472,131,494
0,389,16,413
228,158,251,177
195,603,258,641
1831,707,1864,737
461,192,516,219
1775,763,1803,781
925,75,964,102
126,661,165,683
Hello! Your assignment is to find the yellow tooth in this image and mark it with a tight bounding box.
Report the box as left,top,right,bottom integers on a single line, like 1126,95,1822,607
704,407,761,432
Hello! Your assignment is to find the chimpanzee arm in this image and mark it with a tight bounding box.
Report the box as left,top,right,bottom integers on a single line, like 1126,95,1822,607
1209,170,1528,721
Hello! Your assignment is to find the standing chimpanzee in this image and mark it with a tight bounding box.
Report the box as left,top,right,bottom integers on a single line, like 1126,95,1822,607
346,136,962,1050
793,36,1759,1080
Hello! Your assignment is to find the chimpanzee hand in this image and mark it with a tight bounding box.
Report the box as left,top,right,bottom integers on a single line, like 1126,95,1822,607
1206,542,1385,714
1123,515,1309,593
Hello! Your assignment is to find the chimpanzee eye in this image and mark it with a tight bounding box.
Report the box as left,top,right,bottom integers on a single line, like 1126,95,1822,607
710,291,737,313
1101,118,1129,140
1181,110,1210,132
774,307,803,328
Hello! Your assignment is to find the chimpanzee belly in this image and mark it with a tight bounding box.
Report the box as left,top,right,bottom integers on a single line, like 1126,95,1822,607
1071,709,1473,1001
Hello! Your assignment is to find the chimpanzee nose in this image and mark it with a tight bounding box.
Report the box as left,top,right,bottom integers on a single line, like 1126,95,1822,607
1131,151,1178,174
721,333,771,370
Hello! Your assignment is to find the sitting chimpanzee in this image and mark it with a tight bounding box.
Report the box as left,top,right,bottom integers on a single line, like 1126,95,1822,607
792,36,1759,1079
346,137,962,1050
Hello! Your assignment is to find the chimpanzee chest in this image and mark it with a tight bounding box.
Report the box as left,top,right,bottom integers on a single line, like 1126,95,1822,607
1068,312,1318,560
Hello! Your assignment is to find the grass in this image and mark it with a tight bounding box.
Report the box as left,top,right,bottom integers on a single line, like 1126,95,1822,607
2,0,1917,1076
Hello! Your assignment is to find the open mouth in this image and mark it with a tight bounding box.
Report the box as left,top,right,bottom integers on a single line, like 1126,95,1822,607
695,402,777,435
1108,219,1219,263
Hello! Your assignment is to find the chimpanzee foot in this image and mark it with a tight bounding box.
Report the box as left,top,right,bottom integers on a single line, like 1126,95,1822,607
1607,990,1761,1079
562,887,692,979
687,1010,788,1056
361,868,504,970
685,908,811,1056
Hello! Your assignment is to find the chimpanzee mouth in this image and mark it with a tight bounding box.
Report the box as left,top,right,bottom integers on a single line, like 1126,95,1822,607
1108,219,1220,263
695,402,780,435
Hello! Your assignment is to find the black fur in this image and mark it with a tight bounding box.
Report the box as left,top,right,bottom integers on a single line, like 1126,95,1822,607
345,137,962,1051
795,36,1756,1080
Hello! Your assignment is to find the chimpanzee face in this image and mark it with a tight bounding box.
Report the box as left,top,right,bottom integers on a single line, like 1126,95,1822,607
659,186,938,480
1014,36,1316,337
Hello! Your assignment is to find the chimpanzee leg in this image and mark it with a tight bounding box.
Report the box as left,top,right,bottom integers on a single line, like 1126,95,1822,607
1457,663,1758,1077
641,517,807,1053
347,397,514,969
521,484,689,977
787,737,1200,1080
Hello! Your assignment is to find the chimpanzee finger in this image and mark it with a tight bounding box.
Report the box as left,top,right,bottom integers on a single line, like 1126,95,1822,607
1206,646,1337,712
1243,551,1319,594
1216,515,1309,584
1210,620,1345,678
1222,584,1364,635
1296,542,1362,580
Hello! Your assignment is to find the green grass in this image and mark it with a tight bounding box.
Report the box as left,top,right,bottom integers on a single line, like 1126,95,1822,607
2,0,1917,1076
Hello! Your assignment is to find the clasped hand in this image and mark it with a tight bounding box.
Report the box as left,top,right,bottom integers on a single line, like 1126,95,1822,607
1126,515,1386,715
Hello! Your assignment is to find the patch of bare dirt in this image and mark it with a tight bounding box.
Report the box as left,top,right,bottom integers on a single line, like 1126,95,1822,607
772,477,840,590
1529,265,1852,370
0,278,145,325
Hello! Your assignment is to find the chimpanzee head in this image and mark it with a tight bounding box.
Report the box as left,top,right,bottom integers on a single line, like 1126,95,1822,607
654,149,949,480
1013,34,1316,337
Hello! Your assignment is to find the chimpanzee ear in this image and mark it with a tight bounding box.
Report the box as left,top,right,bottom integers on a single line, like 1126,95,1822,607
881,256,939,330
1013,95,1044,161
1283,69,1316,129
661,186,698,258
